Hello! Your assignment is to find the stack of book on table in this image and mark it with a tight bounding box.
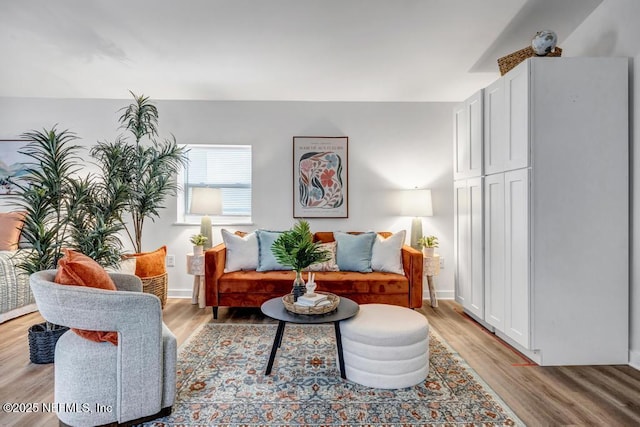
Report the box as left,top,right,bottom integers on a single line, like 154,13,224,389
294,293,331,307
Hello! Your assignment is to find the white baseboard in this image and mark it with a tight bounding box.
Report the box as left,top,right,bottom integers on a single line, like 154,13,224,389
424,289,455,301
168,289,192,299
630,350,640,370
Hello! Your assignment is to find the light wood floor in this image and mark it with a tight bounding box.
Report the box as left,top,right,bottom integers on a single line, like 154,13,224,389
1,299,639,426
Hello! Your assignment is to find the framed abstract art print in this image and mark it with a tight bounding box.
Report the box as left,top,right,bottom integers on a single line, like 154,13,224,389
293,136,348,218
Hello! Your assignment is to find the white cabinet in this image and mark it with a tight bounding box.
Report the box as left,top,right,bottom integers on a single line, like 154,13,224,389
456,57,629,365
453,90,483,179
503,63,529,171
503,168,529,349
454,89,484,320
485,169,530,348
483,79,506,175
483,173,505,331
453,177,483,319
484,64,529,174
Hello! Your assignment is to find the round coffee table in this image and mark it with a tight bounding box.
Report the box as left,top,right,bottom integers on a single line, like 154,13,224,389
261,295,359,379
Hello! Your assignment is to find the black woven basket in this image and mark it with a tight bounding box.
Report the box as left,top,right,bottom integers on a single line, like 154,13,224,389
28,322,69,364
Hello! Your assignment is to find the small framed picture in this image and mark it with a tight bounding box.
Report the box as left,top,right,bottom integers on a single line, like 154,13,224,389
293,136,348,218
0,140,29,195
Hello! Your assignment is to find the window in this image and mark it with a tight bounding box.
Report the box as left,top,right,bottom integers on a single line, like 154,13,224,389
178,144,252,224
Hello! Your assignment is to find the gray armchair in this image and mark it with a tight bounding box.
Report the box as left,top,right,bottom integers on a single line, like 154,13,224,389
30,270,176,426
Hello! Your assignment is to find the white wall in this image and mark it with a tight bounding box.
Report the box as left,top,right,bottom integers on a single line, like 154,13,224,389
0,98,456,300
561,0,640,368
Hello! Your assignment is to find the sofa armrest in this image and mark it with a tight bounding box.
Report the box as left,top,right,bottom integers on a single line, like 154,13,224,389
401,245,423,308
205,243,226,307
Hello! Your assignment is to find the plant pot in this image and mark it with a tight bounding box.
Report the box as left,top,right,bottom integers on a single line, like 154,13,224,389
422,247,435,257
28,322,69,364
193,245,204,256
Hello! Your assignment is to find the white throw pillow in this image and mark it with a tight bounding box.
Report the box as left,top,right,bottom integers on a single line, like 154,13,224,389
221,229,259,273
307,241,340,272
105,257,137,274
371,230,406,274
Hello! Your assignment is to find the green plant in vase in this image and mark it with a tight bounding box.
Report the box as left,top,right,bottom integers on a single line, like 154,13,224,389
418,235,439,256
190,234,207,246
10,126,129,355
190,234,208,255
271,220,331,301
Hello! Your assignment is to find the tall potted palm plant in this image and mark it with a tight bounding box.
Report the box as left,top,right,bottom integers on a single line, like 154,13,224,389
91,92,188,253
10,126,129,363
11,127,127,273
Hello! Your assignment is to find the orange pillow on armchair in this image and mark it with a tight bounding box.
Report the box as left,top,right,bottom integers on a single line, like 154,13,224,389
55,249,119,345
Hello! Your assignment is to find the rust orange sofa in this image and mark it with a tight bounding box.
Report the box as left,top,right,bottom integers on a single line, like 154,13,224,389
204,231,423,319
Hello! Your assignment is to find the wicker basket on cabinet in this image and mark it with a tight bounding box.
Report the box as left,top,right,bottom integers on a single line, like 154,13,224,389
497,46,562,75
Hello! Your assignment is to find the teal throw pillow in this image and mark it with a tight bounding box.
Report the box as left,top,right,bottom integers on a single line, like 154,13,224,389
256,230,291,271
334,231,377,272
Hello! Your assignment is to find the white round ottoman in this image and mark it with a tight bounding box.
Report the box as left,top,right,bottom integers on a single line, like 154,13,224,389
339,303,429,389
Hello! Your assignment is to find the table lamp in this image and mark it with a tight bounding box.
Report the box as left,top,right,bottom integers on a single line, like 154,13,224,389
190,187,222,250
400,188,433,249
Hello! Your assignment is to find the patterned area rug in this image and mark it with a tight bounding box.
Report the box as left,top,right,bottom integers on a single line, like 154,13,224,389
143,323,522,426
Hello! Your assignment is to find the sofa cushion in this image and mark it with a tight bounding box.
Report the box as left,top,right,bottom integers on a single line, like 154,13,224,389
221,229,258,272
307,241,339,272
104,257,137,275
126,246,167,278
256,230,291,271
334,231,376,272
0,211,26,251
371,230,406,274
218,270,409,295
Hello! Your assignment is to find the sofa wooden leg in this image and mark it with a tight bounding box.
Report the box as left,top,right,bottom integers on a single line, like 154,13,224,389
212,306,218,319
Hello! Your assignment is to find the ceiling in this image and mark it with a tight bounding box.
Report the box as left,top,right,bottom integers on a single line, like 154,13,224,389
0,0,602,102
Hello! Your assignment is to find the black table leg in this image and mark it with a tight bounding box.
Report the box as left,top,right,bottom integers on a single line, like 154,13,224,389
334,321,346,379
265,321,286,375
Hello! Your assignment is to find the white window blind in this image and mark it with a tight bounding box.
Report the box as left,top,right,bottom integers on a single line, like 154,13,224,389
179,144,252,223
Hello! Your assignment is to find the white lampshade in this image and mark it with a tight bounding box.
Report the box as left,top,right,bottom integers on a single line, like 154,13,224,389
190,187,222,215
190,188,222,250
400,189,433,217
400,188,433,250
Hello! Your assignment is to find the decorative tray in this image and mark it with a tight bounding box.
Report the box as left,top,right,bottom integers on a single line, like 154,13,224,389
282,291,340,315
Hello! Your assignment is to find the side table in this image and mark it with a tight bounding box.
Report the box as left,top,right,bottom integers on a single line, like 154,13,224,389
186,253,205,309
424,254,441,308
260,296,359,378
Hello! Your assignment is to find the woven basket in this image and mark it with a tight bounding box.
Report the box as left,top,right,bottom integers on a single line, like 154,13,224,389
282,292,340,315
28,322,69,364
497,46,562,75
141,273,168,308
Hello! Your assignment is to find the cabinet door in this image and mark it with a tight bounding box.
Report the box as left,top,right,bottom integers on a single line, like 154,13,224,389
484,174,505,330
454,180,470,305
467,177,484,319
484,78,505,174
453,103,468,180
453,90,483,179
454,178,484,317
504,168,530,348
467,91,484,177
505,62,529,171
